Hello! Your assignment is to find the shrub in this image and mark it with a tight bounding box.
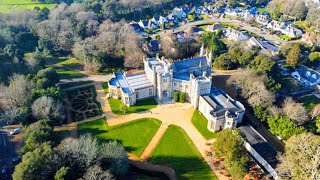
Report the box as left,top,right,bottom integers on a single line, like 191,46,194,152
180,92,186,103
173,91,179,102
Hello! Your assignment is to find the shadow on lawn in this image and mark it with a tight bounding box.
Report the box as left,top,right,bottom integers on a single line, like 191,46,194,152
149,155,216,180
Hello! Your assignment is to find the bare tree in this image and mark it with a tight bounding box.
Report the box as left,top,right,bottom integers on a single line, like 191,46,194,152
100,141,129,175
84,59,102,74
281,97,308,125
227,69,275,108
277,133,320,179
0,74,34,108
81,165,114,180
310,104,320,120
31,96,64,121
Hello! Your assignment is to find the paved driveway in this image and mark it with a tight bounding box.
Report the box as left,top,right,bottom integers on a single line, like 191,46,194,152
0,122,16,169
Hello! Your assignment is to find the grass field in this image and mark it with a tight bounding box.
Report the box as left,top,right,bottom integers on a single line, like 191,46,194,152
108,98,158,115
300,95,320,111
46,57,85,79
0,0,56,14
149,125,217,180
78,118,161,156
191,110,217,140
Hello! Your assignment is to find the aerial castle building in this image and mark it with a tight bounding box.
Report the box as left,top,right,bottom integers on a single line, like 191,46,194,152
108,46,245,132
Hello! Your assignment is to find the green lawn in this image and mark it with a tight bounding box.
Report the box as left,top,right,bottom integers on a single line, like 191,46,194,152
300,95,320,111
108,98,158,115
191,110,217,140
257,8,267,13
78,118,161,157
0,0,56,14
102,82,109,94
149,125,217,180
46,57,85,79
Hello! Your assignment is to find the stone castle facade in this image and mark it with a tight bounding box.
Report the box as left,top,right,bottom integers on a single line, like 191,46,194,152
108,47,245,132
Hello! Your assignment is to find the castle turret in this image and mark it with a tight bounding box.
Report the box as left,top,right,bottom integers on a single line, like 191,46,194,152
200,44,205,56
152,65,157,96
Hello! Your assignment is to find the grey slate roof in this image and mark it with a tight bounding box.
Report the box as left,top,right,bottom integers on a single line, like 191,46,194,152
239,125,278,168
202,88,244,118
110,72,153,94
297,65,320,84
173,56,208,70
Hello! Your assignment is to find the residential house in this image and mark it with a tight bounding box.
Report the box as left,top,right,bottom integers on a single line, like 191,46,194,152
185,26,203,35
241,10,255,23
151,16,168,25
138,19,158,30
142,40,161,54
267,20,287,31
129,22,143,33
239,125,278,179
302,32,320,46
225,28,250,41
282,25,303,37
224,8,242,16
207,23,224,33
172,7,187,19
255,14,270,26
267,20,303,37
291,66,320,86
246,37,279,56
194,6,209,15
138,20,149,29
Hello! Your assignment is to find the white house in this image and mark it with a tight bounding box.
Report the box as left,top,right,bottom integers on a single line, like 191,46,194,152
281,25,303,37
267,20,303,37
207,23,224,33
246,37,279,56
225,28,250,41
172,7,187,18
291,66,320,87
255,14,270,26
151,16,168,25
138,20,158,30
267,20,287,31
224,8,242,16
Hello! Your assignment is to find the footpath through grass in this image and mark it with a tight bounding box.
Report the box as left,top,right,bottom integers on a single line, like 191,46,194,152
149,125,218,180
108,98,158,115
300,95,320,111
46,57,85,79
0,0,56,14
191,110,217,140
78,118,161,157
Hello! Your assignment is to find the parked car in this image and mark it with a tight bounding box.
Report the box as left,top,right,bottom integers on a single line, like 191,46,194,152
11,157,20,165
9,128,21,135
1,168,7,180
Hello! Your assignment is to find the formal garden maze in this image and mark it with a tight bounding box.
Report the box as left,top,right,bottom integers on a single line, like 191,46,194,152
66,85,101,121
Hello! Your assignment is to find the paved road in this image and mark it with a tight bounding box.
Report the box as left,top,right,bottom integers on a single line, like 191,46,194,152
59,75,113,84
0,122,15,169
151,16,298,45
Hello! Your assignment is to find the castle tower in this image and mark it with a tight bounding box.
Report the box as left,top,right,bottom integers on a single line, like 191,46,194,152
152,65,157,97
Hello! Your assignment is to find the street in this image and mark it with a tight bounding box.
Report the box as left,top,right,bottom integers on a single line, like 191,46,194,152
0,121,16,177
150,16,298,45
